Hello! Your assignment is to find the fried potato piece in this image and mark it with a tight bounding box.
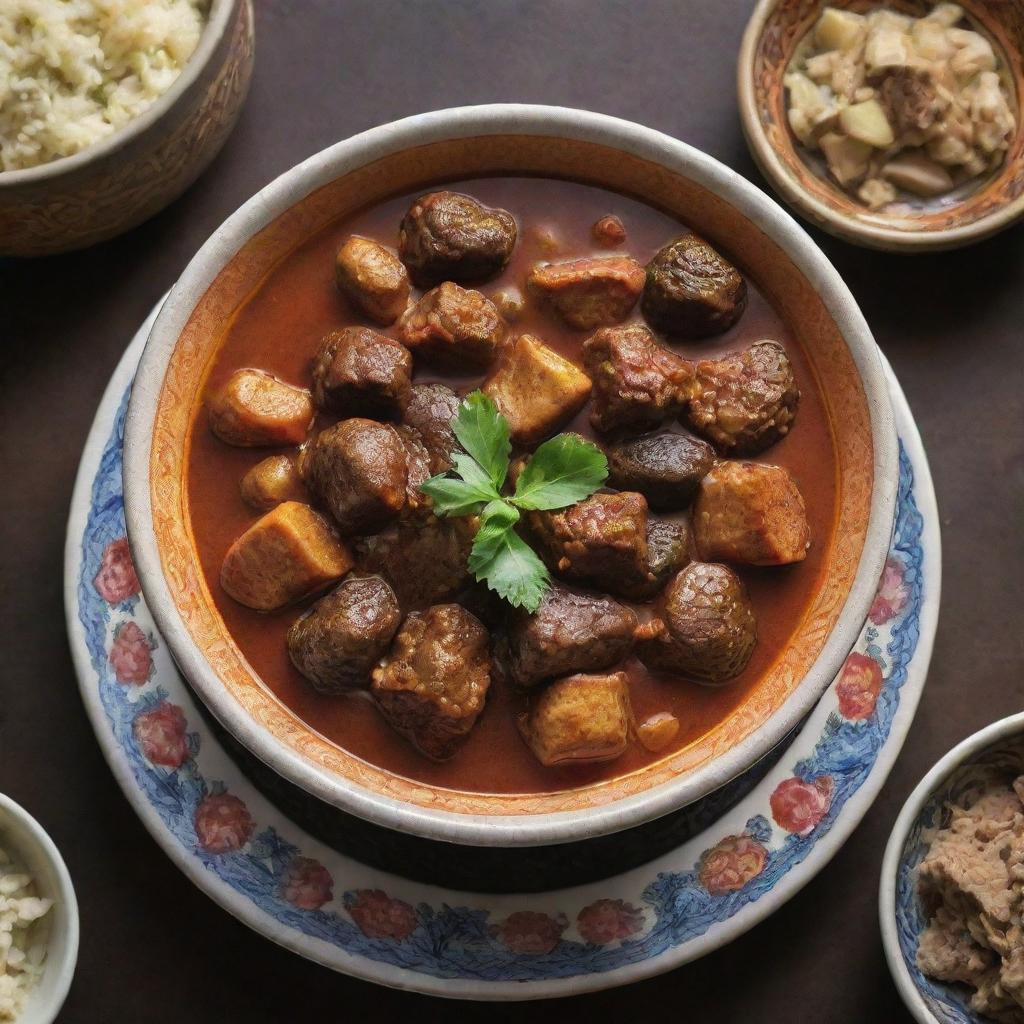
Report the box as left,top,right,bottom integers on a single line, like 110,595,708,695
207,369,313,447
240,455,307,511
335,236,410,326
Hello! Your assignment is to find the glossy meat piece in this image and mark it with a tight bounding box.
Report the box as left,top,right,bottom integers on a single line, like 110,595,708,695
395,425,432,511
220,501,353,611
311,327,412,420
526,256,645,330
641,232,747,338
693,462,810,566
606,430,717,510
400,382,461,473
207,368,313,447
582,324,694,435
503,583,638,689
686,341,799,455
398,281,505,368
304,419,408,534
529,491,650,595
522,671,632,767
371,604,491,760
239,455,306,512
639,562,756,684
398,191,517,288
287,574,401,694
334,236,410,326
483,333,592,445
618,516,692,600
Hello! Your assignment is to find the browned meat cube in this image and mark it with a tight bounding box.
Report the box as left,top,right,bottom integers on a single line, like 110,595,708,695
521,671,632,767
686,341,799,455
240,455,307,511
334,236,411,326
304,419,408,534
371,604,491,760
582,324,694,435
526,256,645,330
311,327,412,419
400,382,461,473
482,334,592,445
639,562,756,684
287,574,401,694
592,215,626,247
693,462,810,566
399,191,517,288
503,583,638,689
642,233,748,338
354,515,474,610
529,491,649,594
220,501,353,611
394,425,432,512
617,516,692,600
606,430,717,510
207,369,313,447
397,282,505,368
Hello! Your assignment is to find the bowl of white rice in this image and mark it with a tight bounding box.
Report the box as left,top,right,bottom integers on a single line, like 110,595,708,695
0,794,77,1024
0,0,254,257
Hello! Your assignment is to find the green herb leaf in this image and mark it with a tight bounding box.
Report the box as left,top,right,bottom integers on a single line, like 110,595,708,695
451,391,510,490
419,474,496,516
510,434,609,511
467,500,551,613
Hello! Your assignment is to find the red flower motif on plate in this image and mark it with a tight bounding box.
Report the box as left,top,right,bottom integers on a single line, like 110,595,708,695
133,702,188,768
93,537,140,604
576,899,645,945
109,621,153,685
836,652,884,721
492,910,567,955
698,834,768,895
869,558,909,625
194,793,255,854
281,857,333,910
348,890,417,940
770,776,834,836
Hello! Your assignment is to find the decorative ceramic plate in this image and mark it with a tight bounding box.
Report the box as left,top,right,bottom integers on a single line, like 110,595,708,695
65,301,940,1000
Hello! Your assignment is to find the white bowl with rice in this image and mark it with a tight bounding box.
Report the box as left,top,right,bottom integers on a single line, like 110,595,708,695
0,794,77,1024
0,0,254,257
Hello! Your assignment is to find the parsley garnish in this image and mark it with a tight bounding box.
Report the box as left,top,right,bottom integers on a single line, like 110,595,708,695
419,391,608,612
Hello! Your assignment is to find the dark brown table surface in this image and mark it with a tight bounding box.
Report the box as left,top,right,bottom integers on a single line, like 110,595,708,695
3,1,1023,1020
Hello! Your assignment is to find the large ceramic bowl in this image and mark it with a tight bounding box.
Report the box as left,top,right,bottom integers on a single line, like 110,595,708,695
0,0,254,258
123,104,898,847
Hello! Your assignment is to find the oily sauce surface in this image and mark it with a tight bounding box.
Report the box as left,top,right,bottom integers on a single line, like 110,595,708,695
186,177,839,796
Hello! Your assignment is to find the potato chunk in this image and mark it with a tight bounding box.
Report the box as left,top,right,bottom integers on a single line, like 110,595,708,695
207,369,313,447
334,236,410,326
522,671,632,767
240,455,307,511
483,334,592,445
637,712,680,753
693,462,810,566
220,501,353,611
526,256,645,330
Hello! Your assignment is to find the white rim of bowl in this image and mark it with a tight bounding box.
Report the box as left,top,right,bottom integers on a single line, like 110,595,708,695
0,0,236,187
880,711,1024,1024
0,793,79,1024
123,103,898,847
738,0,1024,252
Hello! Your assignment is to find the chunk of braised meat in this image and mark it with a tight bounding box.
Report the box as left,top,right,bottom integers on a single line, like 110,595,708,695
606,430,717,510
529,491,650,595
685,341,799,455
503,583,638,689
618,516,692,600
526,256,645,330
304,419,408,534
694,462,810,566
483,333,592,445
311,327,412,420
400,382,462,474
582,324,694,435
592,215,626,247
398,282,505,368
240,455,307,511
395,425,432,511
334,236,410,326
355,515,474,610
521,671,632,767
639,562,756,684
398,191,517,287
207,369,313,447
220,501,353,611
642,233,748,338
287,574,401,694
371,604,491,761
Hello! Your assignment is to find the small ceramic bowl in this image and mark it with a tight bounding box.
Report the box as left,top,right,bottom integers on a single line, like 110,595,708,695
0,794,79,1024
738,0,1024,251
881,714,1024,1024
0,0,254,258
